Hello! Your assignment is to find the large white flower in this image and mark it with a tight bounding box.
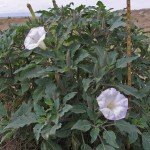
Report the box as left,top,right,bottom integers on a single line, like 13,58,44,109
96,88,128,120
24,26,47,50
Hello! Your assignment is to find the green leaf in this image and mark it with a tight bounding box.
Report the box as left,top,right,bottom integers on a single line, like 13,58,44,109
90,128,100,143
96,1,105,8
115,120,140,133
0,130,14,144
50,123,62,135
87,108,97,121
70,42,81,58
71,104,87,114
142,132,150,150
81,144,92,150
14,63,36,74
45,81,56,99
21,79,30,94
107,51,118,65
41,140,62,150
5,112,38,129
34,103,46,116
103,130,119,148
110,17,126,31
71,120,91,132
33,86,45,101
33,123,45,142
96,144,116,150
44,99,53,106
116,56,138,68
115,120,140,144
0,102,7,116
129,132,138,144
116,84,142,99
82,79,92,92
18,66,43,80
74,49,89,65
93,45,105,66
63,92,77,104
11,102,32,121
59,104,72,117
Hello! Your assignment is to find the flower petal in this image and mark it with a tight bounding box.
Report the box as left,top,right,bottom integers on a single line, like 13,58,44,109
112,106,128,120
24,37,39,50
100,108,116,120
24,26,46,50
96,88,128,120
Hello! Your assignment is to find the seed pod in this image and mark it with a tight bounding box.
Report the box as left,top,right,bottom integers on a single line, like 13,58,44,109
66,49,71,68
93,63,99,77
55,72,66,94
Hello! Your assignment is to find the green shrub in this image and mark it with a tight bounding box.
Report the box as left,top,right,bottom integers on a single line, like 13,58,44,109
0,1,150,149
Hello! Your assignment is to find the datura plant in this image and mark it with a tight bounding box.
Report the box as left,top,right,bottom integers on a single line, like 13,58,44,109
0,1,150,150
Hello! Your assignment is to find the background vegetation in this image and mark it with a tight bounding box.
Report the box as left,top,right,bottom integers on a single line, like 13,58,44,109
0,1,150,149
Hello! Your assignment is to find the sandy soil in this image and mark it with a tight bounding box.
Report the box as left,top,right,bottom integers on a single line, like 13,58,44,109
0,9,150,32
0,17,29,31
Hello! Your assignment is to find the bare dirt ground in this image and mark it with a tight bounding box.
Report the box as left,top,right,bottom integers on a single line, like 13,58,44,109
131,9,150,32
0,9,150,32
0,17,29,31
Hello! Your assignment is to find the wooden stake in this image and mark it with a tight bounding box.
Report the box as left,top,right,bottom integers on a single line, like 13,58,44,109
127,0,132,87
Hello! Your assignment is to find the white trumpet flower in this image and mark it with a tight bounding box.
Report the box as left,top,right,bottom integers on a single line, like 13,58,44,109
24,26,47,50
97,88,128,120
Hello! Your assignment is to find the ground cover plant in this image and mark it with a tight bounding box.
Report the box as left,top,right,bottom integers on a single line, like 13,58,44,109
0,1,150,149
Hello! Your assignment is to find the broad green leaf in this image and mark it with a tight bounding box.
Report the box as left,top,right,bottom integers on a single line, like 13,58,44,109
116,84,142,99
81,144,92,150
11,102,32,121
82,79,92,92
14,63,36,74
74,49,89,65
129,132,138,144
0,130,14,144
34,103,46,116
116,56,138,68
44,99,53,106
142,132,150,150
96,144,115,150
71,120,91,132
87,108,97,121
18,66,43,80
93,45,105,66
115,120,140,144
107,51,118,65
63,92,77,104
0,102,7,116
115,120,140,134
71,104,87,114
41,124,52,140
33,123,45,142
109,17,126,31
90,128,100,143
103,130,119,148
70,42,81,58
33,86,45,101
96,1,106,8
50,123,62,135
56,127,71,138
5,112,38,129
59,104,72,117
41,140,62,150
21,79,30,94
45,81,56,99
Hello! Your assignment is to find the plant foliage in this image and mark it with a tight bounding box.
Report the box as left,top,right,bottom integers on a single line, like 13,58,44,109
0,1,150,149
